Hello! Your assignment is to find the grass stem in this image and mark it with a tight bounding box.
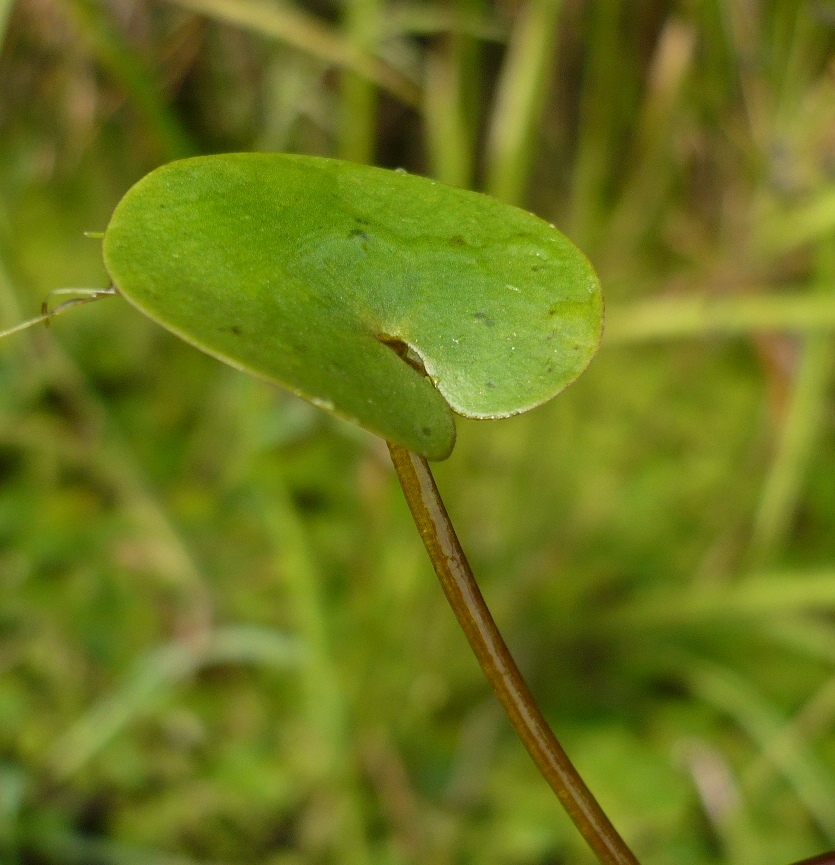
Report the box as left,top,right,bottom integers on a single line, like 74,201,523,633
749,244,835,565
165,0,421,108
0,0,13,54
603,292,835,344
67,0,194,160
338,0,381,163
387,442,640,865
484,0,561,204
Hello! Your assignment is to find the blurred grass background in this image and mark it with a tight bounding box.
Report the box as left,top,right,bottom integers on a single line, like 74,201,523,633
1,1,835,863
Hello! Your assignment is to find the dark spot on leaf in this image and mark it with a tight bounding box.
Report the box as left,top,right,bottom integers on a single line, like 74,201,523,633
532,264,544,271
486,381,496,389
230,325,242,336
449,235,468,247
547,304,561,317
356,217,371,226
349,228,369,241
474,311,496,326
422,426,432,436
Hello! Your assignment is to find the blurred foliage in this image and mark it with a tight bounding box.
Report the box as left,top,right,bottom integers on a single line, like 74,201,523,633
0,1,835,864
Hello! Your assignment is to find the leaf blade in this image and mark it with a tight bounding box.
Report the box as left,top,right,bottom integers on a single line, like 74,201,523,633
103,154,601,458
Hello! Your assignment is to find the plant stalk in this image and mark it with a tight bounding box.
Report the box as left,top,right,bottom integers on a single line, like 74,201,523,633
387,442,640,865
790,854,835,865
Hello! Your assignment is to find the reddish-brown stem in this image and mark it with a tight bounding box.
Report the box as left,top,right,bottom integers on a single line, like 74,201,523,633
387,442,640,865
789,854,835,865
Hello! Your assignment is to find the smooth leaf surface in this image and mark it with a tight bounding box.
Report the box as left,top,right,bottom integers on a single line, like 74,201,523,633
103,154,601,459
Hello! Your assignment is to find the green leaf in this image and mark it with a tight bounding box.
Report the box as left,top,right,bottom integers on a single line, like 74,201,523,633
103,154,601,459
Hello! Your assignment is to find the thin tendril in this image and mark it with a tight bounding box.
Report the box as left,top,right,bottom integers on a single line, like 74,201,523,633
0,286,116,340
387,442,640,865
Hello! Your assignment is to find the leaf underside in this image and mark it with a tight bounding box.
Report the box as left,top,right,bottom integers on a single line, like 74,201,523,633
103,154,602,460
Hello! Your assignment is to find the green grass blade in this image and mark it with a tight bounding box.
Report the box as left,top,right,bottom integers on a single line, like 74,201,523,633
0,0,13,55
610,570,835,629
603,292,835,344
0,254,213,635
604,18,695,259
428,0,493,189
764,619,835,667
165,0,421,108
383,2,504,40
251,476,372,865
749,334,835,563
485,0,562,204
48,626,302,779
689,660,835,842
758,187,835,258
570,0,624,246
0,253,25,336
338,0,381,163
769,0,828,136
424,1,484,189
66,0,194,160
743,672,835,802
749,245,835,564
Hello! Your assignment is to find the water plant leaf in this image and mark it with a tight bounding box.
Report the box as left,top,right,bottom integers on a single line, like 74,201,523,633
103,153,602,459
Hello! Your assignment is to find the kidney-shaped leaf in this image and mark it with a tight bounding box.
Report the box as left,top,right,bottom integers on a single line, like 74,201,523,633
103,154,602,460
